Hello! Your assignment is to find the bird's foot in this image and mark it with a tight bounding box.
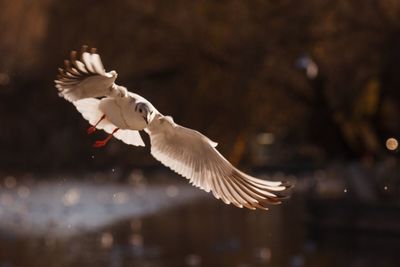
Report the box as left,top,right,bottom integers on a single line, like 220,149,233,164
87,126,96,135
88,115,106,135
92,128,119,148
93,140,108,148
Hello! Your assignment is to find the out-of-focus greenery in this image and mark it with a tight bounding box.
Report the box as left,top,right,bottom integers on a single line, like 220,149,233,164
1,0,400,171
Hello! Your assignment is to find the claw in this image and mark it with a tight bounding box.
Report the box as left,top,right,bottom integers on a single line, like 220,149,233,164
87,126,96,135
92,128,119,149
93,140,107,148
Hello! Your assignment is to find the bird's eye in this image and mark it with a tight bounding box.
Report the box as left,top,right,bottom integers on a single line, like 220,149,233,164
139,108,143,113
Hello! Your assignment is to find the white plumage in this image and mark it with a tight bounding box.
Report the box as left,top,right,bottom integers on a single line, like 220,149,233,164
55,46,292,210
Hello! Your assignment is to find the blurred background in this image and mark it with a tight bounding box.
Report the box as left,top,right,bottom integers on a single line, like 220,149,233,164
1,0,400,266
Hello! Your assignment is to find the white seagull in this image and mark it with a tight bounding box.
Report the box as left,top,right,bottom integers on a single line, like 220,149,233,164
55,46,292,210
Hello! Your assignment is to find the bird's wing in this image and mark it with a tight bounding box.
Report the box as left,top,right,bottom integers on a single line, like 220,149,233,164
146,116,291,210
55,46,119,102
74,98,145,147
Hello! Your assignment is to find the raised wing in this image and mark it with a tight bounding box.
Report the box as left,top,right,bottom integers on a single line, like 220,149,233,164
55,46,118,102
146,116,291,210
74,98,145,147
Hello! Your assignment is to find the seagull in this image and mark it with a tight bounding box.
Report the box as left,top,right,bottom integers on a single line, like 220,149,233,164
55,46,292,210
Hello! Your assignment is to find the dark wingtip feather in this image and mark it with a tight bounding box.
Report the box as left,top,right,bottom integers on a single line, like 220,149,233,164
81,45,88,53
64,59,70,69
281,180,294,189
70,50,77,61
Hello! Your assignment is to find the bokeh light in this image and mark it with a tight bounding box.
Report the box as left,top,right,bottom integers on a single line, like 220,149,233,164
62,188,80,206
256,133,275,145
129,234,143,247
17,186,30,199
113,192,128,204
100,232,113,249
385,137,398,151
0,73,10,86
4,176,17,189
165,185,179,198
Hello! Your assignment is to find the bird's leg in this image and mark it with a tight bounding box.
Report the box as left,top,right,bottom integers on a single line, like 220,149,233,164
87,114,106,134
93,128,119,148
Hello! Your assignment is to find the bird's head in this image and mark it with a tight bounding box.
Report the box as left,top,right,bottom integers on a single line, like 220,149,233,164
135,102,155,124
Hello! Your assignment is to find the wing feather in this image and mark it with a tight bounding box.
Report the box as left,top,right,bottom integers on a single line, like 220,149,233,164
90,53,105,75
146,116,291,210
55,46,118,102
81,52,95,73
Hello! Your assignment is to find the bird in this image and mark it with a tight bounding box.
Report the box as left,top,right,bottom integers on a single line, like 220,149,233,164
55,46,292,210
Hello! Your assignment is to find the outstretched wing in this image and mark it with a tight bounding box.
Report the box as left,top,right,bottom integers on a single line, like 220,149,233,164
146,116,291,210
74,98,145,147
55,46,119,102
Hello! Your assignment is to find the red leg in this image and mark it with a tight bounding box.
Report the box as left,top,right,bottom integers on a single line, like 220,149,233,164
93,128,119,148
87,114,106,134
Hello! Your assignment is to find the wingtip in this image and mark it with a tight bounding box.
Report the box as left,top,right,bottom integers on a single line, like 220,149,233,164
273,191,292,201
81,45,88,53
70,50,77,61
281,180,294,189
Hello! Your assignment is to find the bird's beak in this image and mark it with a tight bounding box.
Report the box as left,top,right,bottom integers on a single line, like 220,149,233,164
143,115,149,124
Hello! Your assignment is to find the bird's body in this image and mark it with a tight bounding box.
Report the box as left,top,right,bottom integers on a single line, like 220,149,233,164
96,92,153,130
55,46,292,210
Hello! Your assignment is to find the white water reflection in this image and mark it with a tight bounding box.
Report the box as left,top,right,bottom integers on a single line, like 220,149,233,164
0,176,205,237
62,188,80,206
